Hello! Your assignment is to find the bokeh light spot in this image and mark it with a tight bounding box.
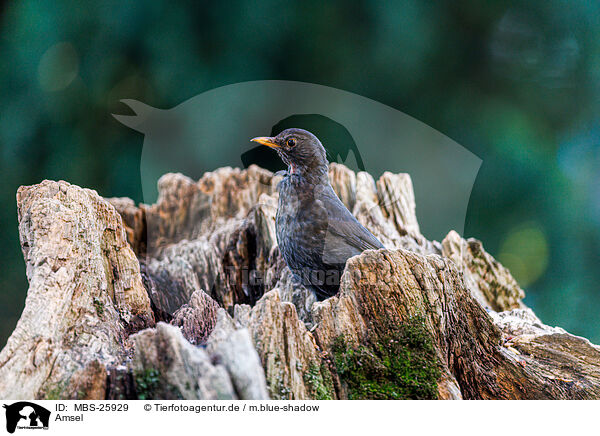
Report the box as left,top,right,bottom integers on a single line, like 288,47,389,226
37,42,79,92
498,223,549,288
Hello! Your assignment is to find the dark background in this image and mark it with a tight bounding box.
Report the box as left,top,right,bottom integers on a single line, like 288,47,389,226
1,0,599,345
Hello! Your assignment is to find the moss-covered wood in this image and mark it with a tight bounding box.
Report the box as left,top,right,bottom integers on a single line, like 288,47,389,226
332,318,440,399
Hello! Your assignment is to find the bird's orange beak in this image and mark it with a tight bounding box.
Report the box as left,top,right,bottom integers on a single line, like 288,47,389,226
251,136,280,149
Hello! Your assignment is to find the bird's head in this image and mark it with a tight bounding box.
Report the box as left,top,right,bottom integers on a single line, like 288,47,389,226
251,128,328,180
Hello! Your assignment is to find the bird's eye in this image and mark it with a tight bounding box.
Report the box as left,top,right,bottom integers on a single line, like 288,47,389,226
287,138,296,147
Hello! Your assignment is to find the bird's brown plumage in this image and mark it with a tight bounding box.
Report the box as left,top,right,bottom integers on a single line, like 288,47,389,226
252,128,384,300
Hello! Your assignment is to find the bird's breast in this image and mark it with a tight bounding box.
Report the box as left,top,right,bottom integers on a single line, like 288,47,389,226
275,179,329,267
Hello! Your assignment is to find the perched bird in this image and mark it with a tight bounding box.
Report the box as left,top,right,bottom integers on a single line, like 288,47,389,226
251,128,384,300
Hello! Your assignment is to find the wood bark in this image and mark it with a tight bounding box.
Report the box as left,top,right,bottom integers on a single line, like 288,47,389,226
1,164,599,400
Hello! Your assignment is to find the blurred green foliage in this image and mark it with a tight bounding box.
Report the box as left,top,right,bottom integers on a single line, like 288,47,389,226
1,0,599,345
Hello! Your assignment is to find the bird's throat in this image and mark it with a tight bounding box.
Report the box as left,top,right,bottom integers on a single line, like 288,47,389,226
285,163,330,186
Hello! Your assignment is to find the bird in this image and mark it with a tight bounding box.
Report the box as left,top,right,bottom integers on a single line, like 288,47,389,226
251,128,384,300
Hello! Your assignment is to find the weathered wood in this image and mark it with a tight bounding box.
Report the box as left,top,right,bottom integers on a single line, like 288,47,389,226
2,164,599,400
0,181,154,399
128,322,268,400
442,230,525,311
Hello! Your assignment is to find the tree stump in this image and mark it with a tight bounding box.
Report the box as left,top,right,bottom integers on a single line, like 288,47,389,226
1,164,599,400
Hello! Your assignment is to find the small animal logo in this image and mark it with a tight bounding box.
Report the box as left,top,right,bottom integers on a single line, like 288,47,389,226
2,402,50,433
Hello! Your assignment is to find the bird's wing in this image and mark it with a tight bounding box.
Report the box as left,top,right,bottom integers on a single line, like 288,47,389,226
321,193,384,264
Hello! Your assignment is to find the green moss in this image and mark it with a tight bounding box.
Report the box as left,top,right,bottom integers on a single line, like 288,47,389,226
93,297,104,317
134,368,160,400
44,381,67,400
303,363,334,400
332,317,440,400
265,351,293,400
268,374,291,400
